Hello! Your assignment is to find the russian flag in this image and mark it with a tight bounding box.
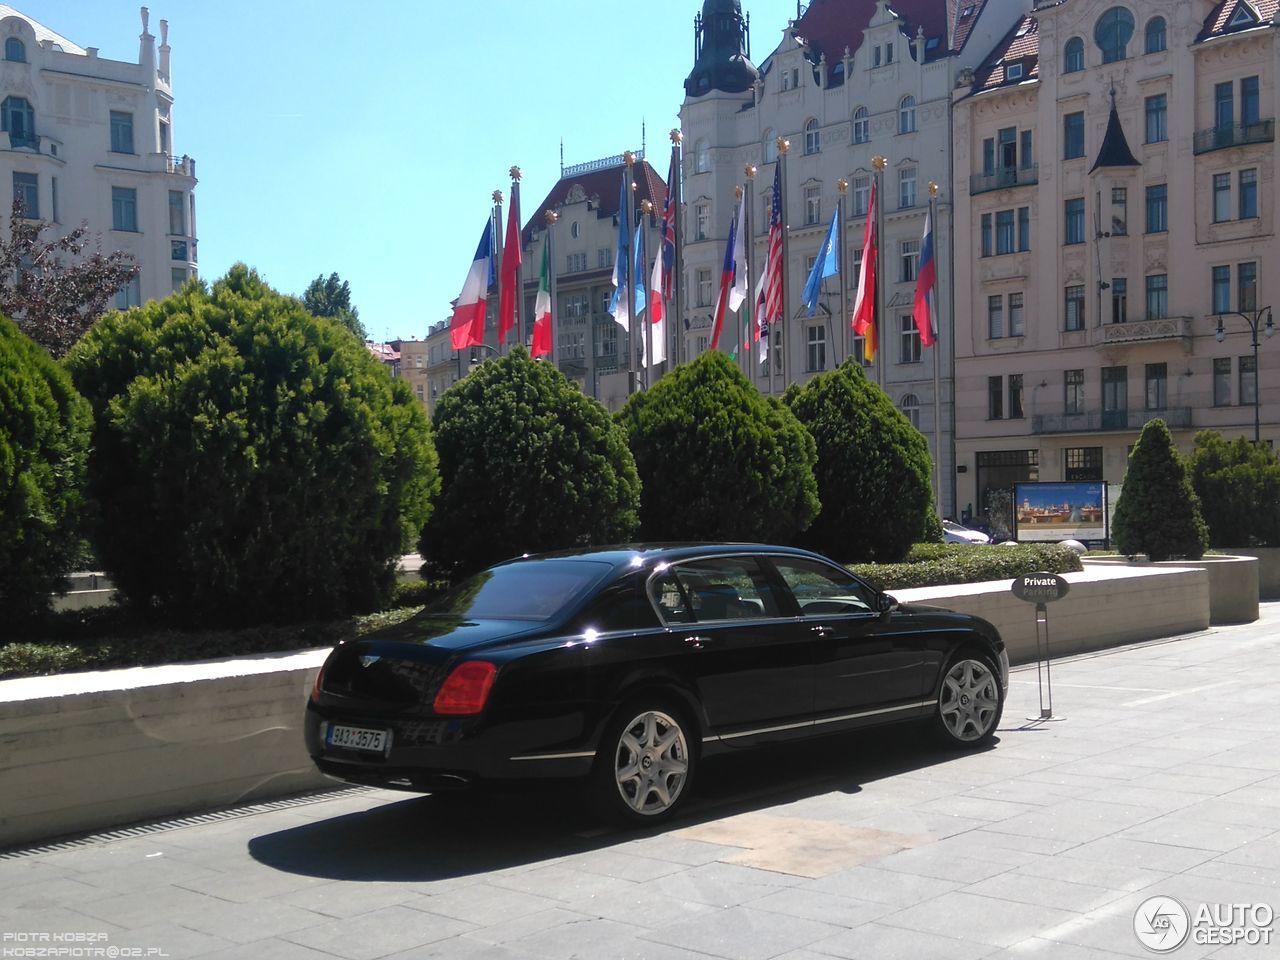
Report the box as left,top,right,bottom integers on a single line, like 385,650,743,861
450,218,494,350
913,206,938,348
709,201,740,351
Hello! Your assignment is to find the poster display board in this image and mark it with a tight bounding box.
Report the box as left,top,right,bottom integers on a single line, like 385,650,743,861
1012,481,1108,543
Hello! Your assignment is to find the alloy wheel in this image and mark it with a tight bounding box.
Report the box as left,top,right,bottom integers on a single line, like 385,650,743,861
939,658,1000,742
612,709,690,816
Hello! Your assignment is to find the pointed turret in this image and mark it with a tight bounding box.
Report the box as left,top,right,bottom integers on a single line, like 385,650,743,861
685,0,758,98
1090,90,1140,172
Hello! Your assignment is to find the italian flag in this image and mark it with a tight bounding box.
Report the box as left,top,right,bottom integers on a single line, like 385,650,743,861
531,243,552,359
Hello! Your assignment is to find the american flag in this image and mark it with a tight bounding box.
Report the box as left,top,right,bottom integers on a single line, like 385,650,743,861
759,164,784,351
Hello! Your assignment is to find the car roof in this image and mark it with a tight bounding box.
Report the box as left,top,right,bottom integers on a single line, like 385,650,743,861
492,542,838,575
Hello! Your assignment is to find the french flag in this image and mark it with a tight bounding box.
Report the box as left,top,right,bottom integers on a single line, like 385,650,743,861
450,218,494,350
913,206,938,348
709,203,740,351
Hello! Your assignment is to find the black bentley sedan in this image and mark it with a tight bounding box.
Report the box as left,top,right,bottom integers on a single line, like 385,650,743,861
305,544,1009,824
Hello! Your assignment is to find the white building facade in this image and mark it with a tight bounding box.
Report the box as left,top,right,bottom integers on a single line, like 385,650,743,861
0,5,197,309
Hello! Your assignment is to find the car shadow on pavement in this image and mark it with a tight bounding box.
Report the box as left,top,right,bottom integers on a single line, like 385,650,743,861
247,724,998,883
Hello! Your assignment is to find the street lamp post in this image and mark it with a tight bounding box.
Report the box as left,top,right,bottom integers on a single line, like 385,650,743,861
469,343,500,364
1215,305,1275,444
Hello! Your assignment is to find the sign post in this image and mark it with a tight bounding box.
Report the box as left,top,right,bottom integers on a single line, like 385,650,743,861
1011,572,1070,721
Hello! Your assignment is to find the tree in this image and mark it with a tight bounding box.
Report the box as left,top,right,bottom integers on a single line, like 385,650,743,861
616,350,819,542
1112,418,1208,561
0,200,138,358
419,348,640,576
303,272,366,340
1189,430,1280,548
784,359,935,562
0,314,92,622
66,264,438,626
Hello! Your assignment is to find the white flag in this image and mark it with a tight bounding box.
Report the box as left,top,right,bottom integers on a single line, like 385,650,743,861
728,192,748,313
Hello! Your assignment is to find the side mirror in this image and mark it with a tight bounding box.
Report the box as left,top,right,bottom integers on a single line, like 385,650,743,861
877,593,898,615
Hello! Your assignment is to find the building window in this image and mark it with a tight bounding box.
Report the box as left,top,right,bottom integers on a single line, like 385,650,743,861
1065,447,1104,481
564,252,586,273
111,186,138,232
885,42,894,63
696,268,712,307
115,275,141,310
1008,374,1025,419
1146,274,1168,319
988,375,1004,419
1018,206,1031,252
569,221,580,239
804,183,821,225
1065,197,1085,244
852,107,869,144
853,176,869,217
1213,265,1231,314
996,209,1015,254
11,172,37,218
1214,357,1232,406
1065,369,1085,415
695,201,709,240
804,118,820,155
1145,362,1168,410
900,393,920,428
597,248,612,269
159,119,169,155
50,175,57,222
1064,112,1085,160
1239,168,1258,219
1,95,35,147
1102,365,1128,426
806,324,826,372
171,267,187,293
1144,16,1166,54
1007,63,1024,81
1144,94,1167,144
781,66,798,90
1215,81,1234,132
900,239,919,282
898,96,916,134
1111,278,1128,324
1009,292,1025,336
694,139,709,173
1240,355,1257,405
1239,261,1257,312
1214,172,1235,223
899,167,916,209
1095,6,1135,63
110,111,134,154
1111,187,1128,235
981,213,992,257
900,315,921,363
1064,37,1084,73
1242,76,1260,126
4,37,24,62
988,294,1004,339
1065,285,1085,331
1145,183,1167,233
168,190,185,235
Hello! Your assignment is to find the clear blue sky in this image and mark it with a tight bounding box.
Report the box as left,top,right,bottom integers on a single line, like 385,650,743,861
23,0,798,342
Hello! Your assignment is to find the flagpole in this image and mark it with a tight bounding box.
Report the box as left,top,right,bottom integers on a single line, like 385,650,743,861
670,129,683,369
742,165,755,379
777,136,791,392
491,189,503,359
872,155,887,387
836,178,848,367
625,151,638,394
928,181,942,513
545,209,559,369
509,166,523,352
641,198,654,388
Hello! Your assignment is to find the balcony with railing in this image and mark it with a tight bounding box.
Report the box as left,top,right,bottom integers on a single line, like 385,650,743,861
1096,316,1192,345
1032,406,1192,435
1194,119,1274,155
970,164,1038,195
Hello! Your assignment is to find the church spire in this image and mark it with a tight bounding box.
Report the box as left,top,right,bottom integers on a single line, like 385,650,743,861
685,0,758,98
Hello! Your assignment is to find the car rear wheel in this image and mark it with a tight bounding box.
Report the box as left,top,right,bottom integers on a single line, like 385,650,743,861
932,651,1003,748
591,700,696,826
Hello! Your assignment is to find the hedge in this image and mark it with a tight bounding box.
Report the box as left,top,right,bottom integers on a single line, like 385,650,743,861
850,543,1083,591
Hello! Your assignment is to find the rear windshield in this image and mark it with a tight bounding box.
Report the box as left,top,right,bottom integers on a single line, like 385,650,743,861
423,560,614,621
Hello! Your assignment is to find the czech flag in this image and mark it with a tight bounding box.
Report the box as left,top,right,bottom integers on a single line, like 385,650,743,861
710,199,741,351
450,218,493,350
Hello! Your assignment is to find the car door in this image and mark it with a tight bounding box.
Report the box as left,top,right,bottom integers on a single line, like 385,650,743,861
765,555,926,733
651,555,815,746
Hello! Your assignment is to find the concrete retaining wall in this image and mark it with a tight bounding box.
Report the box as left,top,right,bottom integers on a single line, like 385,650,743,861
1,565,1211,850
1082,555,1258,625
896,565,1210,664
1224,547,1280,601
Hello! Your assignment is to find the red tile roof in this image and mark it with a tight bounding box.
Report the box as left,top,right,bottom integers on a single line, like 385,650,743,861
971,15,1039,93
1198,0,1278,41
521,158,668,245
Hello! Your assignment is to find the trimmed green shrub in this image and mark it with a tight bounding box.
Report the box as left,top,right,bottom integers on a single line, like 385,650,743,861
0,316,92,621
65,265,438,626
850,543,1082,591
784,359,934,562
617,350,819,542
419,348,640,576
1189,430,1280,548
1112,419,1207,561
922,508,944,544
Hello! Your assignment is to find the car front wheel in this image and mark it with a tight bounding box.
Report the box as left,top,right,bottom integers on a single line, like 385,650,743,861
932,651,1003,748
591,701,696,825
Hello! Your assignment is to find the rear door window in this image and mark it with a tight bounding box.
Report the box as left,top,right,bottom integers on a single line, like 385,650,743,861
666,556,785,622
769,557,877,616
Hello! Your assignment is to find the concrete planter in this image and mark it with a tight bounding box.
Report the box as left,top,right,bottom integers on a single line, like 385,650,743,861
1222,547,1280,600
1082,554,1259,624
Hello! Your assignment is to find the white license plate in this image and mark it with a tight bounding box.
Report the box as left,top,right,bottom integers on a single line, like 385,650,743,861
325,723,390,754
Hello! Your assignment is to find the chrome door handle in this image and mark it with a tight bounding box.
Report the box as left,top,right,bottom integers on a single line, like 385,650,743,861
811,625,835,637
684,635,714,649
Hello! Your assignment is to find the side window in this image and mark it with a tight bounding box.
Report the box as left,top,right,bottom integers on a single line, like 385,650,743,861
671,557,784,622
649,571,695,625
577,577,660,633
770,557,876,615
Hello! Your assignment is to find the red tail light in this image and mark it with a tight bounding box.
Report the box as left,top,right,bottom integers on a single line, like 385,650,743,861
309,661,327,702
433,661,497,715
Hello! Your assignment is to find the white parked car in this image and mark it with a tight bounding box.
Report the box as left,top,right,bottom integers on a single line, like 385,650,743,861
943,520,992,545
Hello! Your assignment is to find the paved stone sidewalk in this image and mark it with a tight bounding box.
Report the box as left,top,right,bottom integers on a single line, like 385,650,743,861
2,606,1279,959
